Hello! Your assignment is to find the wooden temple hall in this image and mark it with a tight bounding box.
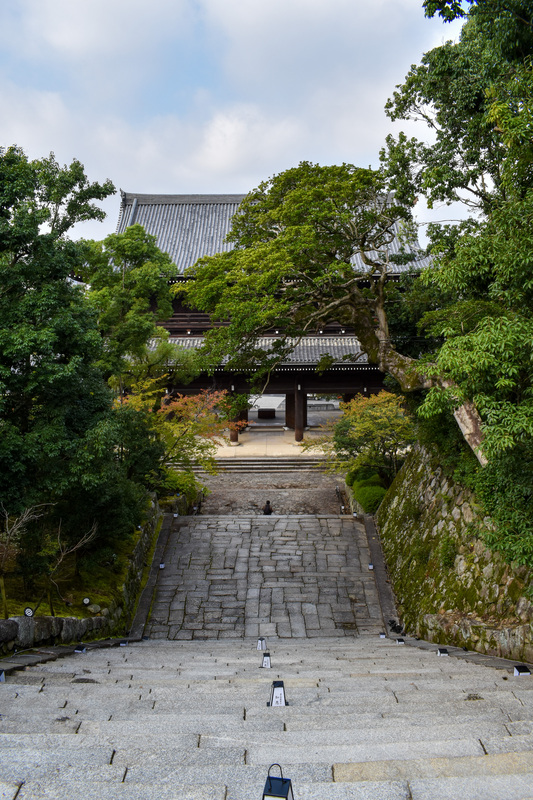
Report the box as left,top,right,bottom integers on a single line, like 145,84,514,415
116,192,410,441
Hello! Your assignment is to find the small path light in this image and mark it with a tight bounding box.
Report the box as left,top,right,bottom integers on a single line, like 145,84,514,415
261,652,271,669
262,764,294,800
23,607,34,617
257,637,267,650
368,563,374,570
396,638,405,645
267,680,288,706
159,562,165,569
514,664,531,676
0,670,5,682
437,648,449,656
379,632,386,639
83,597,91,606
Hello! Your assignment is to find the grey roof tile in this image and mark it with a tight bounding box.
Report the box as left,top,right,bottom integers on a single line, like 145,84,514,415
168,336,368,366
117,193,245,274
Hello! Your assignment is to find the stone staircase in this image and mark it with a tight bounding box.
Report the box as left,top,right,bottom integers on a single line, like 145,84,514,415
208,456,327,473
2,635,533,799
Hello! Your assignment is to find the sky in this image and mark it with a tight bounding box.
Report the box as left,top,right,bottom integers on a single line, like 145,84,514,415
0,0,464,242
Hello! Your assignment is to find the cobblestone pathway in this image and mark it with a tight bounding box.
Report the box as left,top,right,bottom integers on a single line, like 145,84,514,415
145,514,383,640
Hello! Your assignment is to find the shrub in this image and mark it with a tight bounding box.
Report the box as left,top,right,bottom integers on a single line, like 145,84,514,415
353,484,387,513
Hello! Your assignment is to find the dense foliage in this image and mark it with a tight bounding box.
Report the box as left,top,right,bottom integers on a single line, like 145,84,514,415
0,146,224,617
333,392,415,484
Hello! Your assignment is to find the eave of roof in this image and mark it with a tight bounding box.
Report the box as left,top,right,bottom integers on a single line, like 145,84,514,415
167,335,369,367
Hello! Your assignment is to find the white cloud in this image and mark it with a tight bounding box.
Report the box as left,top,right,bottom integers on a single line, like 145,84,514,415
0,0,467,242
3,0,194,61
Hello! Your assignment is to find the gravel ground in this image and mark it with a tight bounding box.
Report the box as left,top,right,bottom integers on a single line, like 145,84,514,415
200,469,346,515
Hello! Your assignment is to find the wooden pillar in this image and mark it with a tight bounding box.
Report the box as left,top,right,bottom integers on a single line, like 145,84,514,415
285,393,295,428
294,384,305,442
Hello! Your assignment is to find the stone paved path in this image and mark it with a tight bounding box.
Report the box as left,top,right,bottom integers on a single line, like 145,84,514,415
145,514,383,640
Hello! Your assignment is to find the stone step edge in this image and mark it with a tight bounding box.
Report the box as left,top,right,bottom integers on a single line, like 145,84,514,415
333,750,533,782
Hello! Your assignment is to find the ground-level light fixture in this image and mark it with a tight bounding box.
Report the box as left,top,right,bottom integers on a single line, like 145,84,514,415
267,680,288,706
159,562,165,569
514,664,531,676
379,632,386,639
396,638,405,645
257,637,267,650
368,563,374,570
437,648,449,656
23,607,34,617
262,764,294,799
83,597,91,606
261,652,271,669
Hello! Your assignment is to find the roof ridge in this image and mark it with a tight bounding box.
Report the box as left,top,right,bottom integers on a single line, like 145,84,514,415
120,192,246,206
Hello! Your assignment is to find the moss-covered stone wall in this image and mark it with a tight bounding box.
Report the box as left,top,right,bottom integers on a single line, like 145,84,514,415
376,445,533,662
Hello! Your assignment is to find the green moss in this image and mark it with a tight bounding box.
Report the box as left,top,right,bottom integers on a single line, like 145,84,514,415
440,535,457,570
506,579,524,604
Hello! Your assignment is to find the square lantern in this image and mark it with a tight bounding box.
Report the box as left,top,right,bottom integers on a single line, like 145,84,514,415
261,652,271,669
262,764,294,800
257,637,267,651
0,670,5,683
514,664,531,676
267,680,288,706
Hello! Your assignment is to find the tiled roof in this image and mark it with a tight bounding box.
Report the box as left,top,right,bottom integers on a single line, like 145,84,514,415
167,335,368,366
117,193,245,274
117,192,430,276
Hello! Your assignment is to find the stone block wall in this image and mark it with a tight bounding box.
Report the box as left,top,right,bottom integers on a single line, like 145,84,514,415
376,445,533,662
0,495,161,654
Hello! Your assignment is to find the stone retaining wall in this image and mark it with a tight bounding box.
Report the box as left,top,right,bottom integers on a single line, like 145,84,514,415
376,445,533,663
0,495,161,654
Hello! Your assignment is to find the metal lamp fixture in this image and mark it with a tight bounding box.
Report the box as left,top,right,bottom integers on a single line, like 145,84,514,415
257,637,267,651
262,764,294,800
261,652,271,669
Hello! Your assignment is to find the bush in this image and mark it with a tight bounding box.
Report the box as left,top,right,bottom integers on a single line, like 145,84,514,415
353,484,387,513
346,466,385,487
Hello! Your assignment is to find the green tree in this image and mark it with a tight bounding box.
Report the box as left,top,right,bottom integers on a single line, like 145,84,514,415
185,161,487,461
0,146,116,513
333,392,415,483
81,224,178,383
383,1,533,215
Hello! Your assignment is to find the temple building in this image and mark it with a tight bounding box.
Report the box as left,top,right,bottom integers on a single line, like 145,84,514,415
116,191,427,441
